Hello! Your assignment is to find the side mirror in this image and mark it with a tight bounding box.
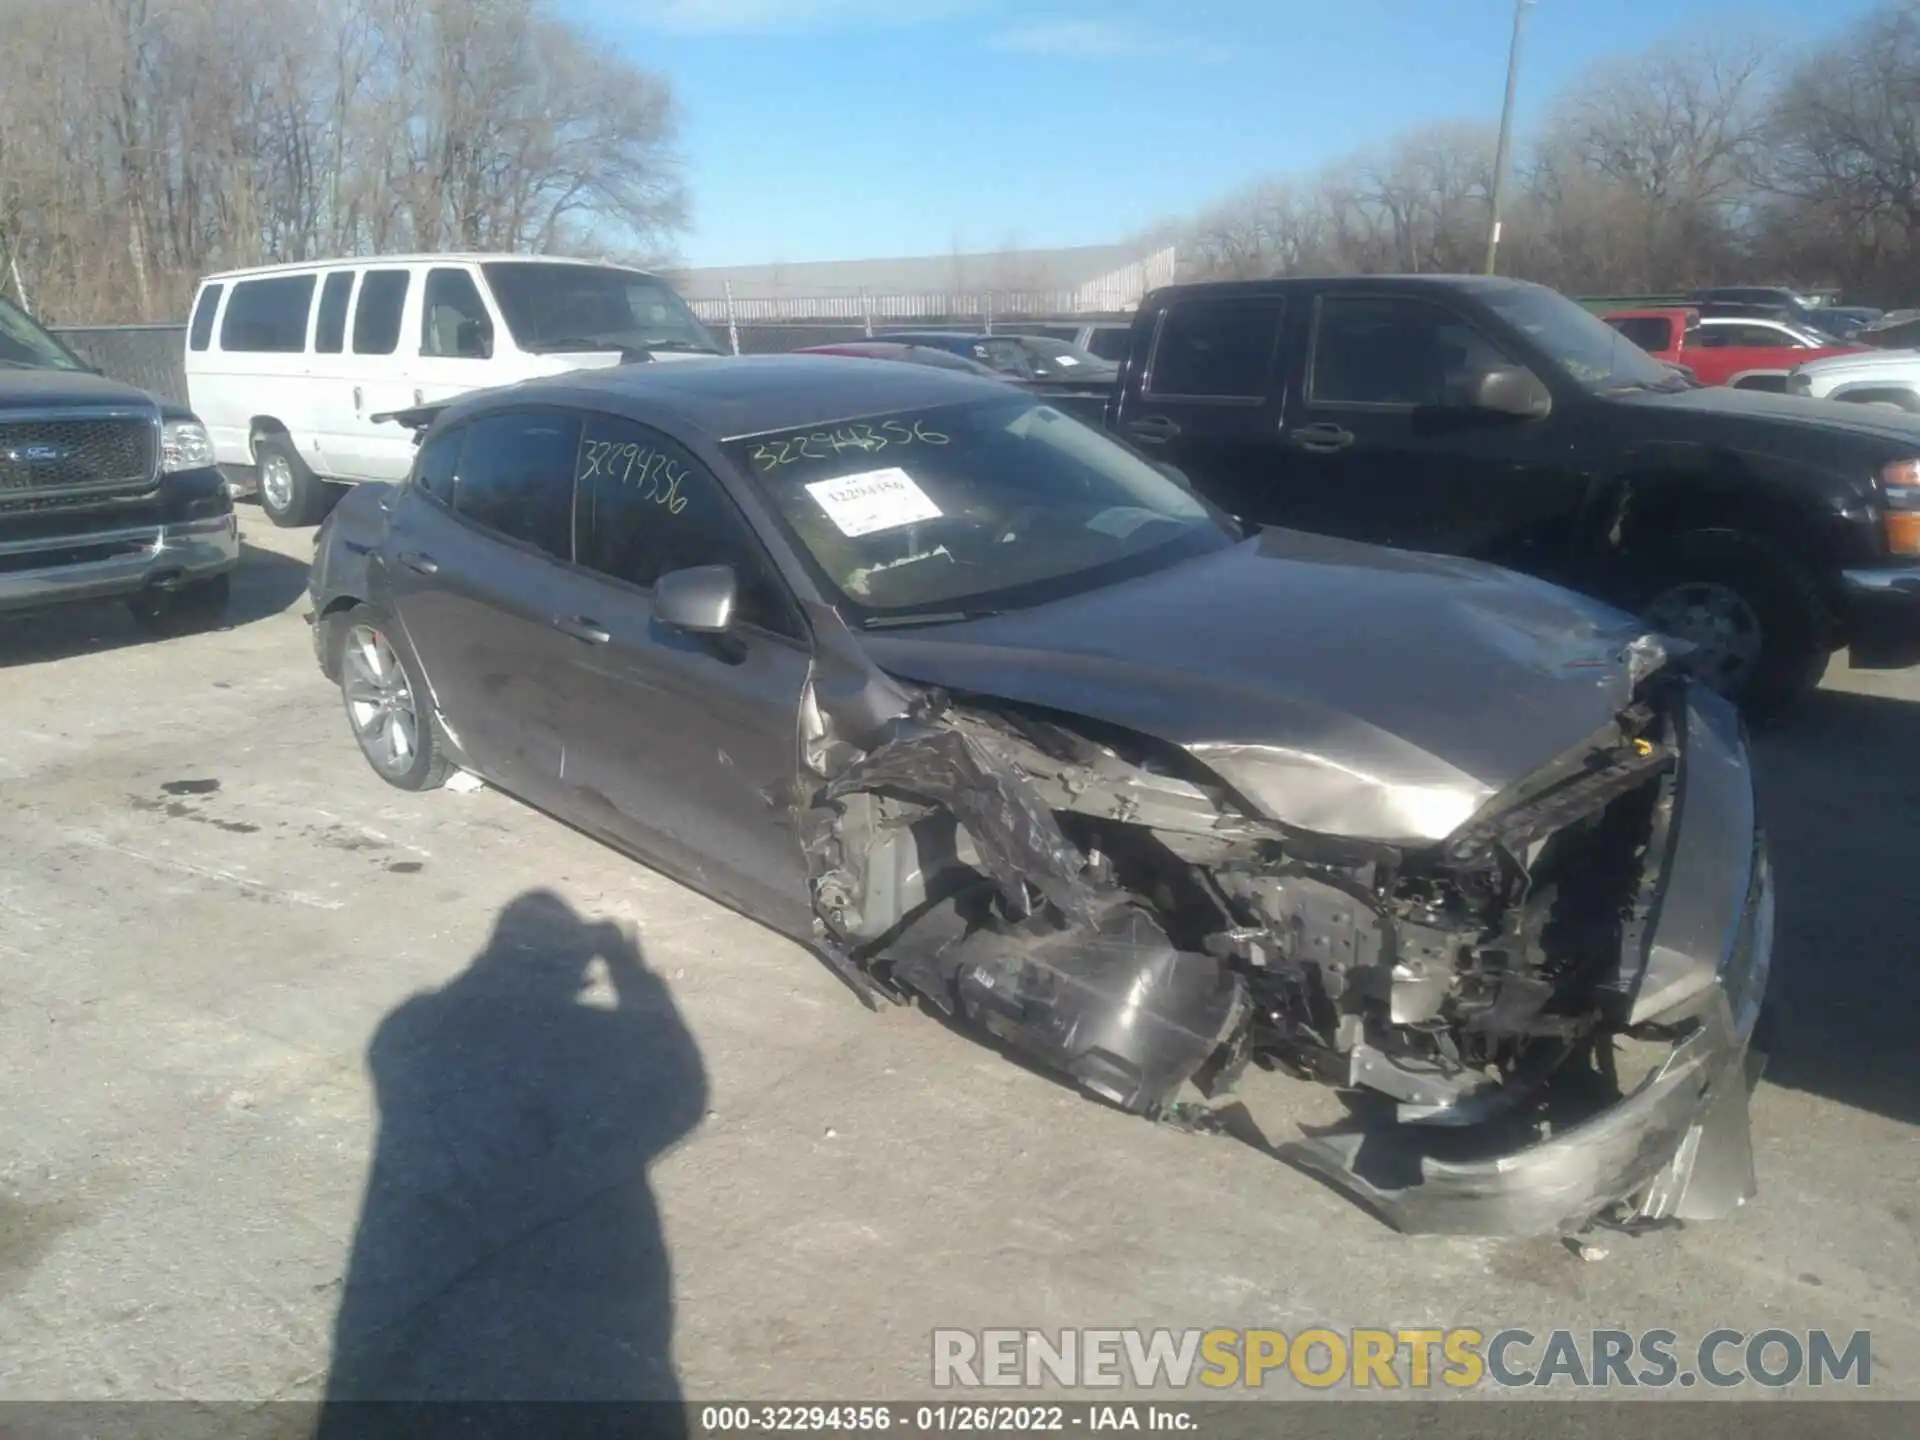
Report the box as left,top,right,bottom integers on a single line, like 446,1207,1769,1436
1467,365,1553,419
654,564,737,634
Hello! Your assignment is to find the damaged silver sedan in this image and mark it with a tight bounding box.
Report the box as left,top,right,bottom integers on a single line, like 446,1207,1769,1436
309,356,1772,1238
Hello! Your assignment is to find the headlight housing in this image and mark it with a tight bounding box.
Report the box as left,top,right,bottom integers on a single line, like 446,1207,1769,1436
160,418,215,474
1881,459,1920,556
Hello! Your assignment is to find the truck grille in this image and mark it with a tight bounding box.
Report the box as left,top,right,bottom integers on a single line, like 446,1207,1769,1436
0,414,157,507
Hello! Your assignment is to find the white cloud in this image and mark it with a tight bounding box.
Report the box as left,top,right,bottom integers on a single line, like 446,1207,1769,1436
620,0,976,32
989,19,1232,64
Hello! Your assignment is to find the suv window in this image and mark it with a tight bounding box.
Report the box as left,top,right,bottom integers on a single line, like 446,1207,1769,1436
353,269,410,356
452,410,578,559
422,268,494,359
413,426,463,506
219,275,315,353
1085,327,1131,362
574,414,798,636
1607,316,1674,353
1147,298,1282,400
188,285,223,352
314,272,354,354
1310,297,1520,406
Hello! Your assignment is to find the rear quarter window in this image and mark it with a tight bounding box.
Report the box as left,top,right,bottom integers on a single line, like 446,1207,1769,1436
219,275,316,353
188,284,224,352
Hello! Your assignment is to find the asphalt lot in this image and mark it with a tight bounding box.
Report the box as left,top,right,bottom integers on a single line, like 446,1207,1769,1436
1,516,1916,1407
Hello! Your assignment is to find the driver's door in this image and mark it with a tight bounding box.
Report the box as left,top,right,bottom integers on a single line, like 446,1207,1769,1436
546,409,815,932
1275,293,1584,572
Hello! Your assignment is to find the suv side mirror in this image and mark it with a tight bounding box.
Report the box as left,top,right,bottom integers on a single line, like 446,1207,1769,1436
654,564,737,634
1467,365,1553,419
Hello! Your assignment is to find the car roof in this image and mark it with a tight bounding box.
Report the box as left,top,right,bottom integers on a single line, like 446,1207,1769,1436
446,353,1008,441
1141,274,1549,306
198,253,662,284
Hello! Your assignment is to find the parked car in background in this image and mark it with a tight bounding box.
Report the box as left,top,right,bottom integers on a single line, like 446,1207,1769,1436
185,254,722,527
1103,275,1920,715
308,354,1770,1237
1603,307,1863,390
1,292,236,632
1808,306,1882,340
794,340,1111,423
1787,349,1920,412
999,320,1133,363
876,330,1118,384
1689,286,1823,327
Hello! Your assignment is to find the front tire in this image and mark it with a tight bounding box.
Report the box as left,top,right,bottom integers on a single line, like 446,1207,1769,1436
255,434,342,528
127,572,231,636
1630,531,1833,719
334,607,451,791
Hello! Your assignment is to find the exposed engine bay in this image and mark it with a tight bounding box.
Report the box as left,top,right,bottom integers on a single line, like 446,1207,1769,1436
800,675,1730,1235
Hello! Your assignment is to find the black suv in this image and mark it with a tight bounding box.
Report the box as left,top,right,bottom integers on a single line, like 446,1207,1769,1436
1,295,235,632
1105,275,1920,714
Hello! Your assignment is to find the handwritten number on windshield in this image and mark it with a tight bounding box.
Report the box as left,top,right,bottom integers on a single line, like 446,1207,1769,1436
580,439,689,514
749,419,950,472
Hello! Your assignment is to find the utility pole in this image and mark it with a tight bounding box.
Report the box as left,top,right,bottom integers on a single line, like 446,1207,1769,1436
1484,0,1536,275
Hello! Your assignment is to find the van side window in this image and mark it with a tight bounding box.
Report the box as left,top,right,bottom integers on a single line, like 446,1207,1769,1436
413,426,463,506
421,269,494,359
1147,298,1283,400
188,285,223,352
219,275,315,354
353,270,410,356
315,272,355,355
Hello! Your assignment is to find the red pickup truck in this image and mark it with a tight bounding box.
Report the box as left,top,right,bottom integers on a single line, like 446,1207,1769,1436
1603,307,1864,390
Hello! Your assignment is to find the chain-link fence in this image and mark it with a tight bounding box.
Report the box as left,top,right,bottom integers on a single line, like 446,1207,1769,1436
52,324,190,403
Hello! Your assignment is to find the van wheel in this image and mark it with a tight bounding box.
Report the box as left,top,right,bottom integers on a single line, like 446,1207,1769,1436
255,435,341,528
1630,531,1833,720
334,607,451,791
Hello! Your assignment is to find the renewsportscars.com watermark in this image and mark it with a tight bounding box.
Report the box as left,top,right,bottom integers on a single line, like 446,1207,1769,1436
932,1328,1873,1391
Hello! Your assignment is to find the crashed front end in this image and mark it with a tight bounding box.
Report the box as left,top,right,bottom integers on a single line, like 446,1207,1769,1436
802,661,1770,1238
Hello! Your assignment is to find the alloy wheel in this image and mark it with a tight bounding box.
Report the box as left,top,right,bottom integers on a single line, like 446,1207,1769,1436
342,623,421,777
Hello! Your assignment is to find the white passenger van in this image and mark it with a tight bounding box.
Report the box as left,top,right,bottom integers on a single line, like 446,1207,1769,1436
184,254,724,525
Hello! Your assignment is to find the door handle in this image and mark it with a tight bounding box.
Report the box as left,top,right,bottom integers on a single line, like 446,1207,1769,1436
1289,423,1356,453
553,615,612,645
398,550,439,575
353,385,363,413
1123,415,1182,444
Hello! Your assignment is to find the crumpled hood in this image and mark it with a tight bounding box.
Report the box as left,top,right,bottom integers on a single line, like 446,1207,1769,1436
860,529,1648,845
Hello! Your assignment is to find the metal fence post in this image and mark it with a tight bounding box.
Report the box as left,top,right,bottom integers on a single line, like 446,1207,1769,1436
723,280,742,356
860,287,874,338
984,291,994,335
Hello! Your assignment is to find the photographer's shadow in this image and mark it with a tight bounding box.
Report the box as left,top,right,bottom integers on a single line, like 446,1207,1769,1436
322,890,707,1407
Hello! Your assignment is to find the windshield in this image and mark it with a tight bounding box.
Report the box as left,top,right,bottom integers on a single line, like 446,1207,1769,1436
0,295,87,372
480,262,721,355
726,396,1233,623
1015,335,1118,380
1484,285,1681,392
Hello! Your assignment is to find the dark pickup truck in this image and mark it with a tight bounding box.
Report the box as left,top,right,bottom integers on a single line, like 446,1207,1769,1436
1102,275,1920,714
1,295,236,633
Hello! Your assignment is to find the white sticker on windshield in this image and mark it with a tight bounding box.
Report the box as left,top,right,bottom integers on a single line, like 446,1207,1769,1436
1052,353,1080,366
806,467,943,537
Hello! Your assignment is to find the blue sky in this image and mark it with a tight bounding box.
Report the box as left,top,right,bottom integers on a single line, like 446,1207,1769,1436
563,0,1883,268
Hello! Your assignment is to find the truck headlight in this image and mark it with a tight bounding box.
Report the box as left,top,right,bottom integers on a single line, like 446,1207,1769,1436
161,418,215,474
1881,460,1920,555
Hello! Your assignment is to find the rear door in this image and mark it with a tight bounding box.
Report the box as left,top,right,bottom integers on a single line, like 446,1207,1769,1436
551,411,814,930
1267,292,1583,568
306,268,360,476
329,266,423,480
1115,292,1287,524
384,407,583,803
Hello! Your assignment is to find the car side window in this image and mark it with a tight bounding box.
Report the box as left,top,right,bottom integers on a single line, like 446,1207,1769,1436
188,284,223,352
412,426,463,506
451,410,578,560
1147,298,1283,400
353,269,410,355
421,268,494,359
314,272,354,354
1310,297,1521,407
573,414,799,638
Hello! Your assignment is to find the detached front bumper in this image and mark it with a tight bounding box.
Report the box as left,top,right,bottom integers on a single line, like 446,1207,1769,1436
0,512,239,615
1280,687,1774,1236
1841,563,1920,668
